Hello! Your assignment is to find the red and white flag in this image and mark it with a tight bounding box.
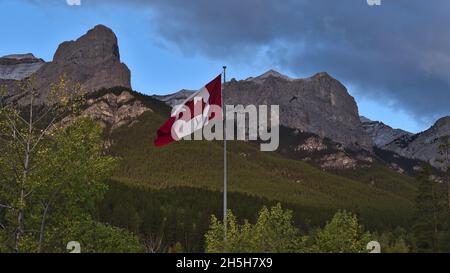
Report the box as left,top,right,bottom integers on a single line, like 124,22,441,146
154,75,222,147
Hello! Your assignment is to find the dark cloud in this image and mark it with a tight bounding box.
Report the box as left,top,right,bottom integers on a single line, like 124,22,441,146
28,0,450,123
143,0,450,124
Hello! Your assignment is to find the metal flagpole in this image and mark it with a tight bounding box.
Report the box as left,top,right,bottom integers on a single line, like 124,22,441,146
222,66,227,241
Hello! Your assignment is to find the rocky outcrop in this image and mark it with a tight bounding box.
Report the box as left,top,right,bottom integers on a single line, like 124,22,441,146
295,137,328,152
153,89,195,107
0,54,45,96
30,25,131,101
360,116,413,147
384,116,450,169
245,69,293,84
62,91,151,132
0,53,45,81
224,71,373,150
320,152,358,169
4,25,131,104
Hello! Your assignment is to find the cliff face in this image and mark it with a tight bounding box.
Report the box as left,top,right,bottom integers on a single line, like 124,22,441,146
33,25,131,98
3,25,131,104
384,116,450,169
153,70,373,151
360,116,413,147
224,71,373,150
0,53,45,80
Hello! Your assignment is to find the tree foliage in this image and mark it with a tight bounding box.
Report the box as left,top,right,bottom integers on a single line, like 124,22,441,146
205,204,304,253
309,210,372,253
412,164,449,252
205,204,374,253
0,77,142,252
438,135,450,215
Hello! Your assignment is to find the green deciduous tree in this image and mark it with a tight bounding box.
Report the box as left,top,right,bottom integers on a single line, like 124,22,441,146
0,76,85,252
43,217,144,253
205,204,304,253
205,204,375,253
309,210,372,253
0,77,143,252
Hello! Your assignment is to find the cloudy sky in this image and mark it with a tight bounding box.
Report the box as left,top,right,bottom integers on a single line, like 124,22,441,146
1,0,449,133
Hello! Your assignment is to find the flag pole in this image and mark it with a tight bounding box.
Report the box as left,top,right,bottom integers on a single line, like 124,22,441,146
222,65,228,241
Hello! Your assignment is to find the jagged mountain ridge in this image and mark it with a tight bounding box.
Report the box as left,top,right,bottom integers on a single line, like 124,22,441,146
152,89,195,107
359,115,450,169
383,116,450,169
360,116,413,147
2,24,447,172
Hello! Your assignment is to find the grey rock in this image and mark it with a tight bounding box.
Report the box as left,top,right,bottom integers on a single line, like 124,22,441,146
153,89,195,107
359,116,372,123
63,91,151,132
361,117,412,147
246,69,293,84
224,70,373,150
31,25,131,102
384,116,450,169
0,53,45,81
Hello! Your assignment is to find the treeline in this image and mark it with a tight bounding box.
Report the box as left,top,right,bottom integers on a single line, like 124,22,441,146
412,164,450,252
98,181,312,252
98,181,417,253
100,158,450,253
205,199,447,253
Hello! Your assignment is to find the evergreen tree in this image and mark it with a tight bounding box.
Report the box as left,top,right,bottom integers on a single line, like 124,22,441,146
438,135,450,215
412,165,442,252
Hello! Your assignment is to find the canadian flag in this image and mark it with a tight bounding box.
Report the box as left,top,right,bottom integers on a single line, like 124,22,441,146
154,75,222,147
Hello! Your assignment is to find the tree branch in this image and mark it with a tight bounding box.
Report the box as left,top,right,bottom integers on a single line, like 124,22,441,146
0,203,14,210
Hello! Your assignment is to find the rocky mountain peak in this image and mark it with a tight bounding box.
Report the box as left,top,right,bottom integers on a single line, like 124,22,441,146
225,72,372,150
433,116,450,130
152,89,195,107
247,69,293,83
311,72,333,80
152,71,372,150
382,115,450,169
1,53,40,61
0,53,45,81
29,25,131,101
53,24,121,63
361,117,412,147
